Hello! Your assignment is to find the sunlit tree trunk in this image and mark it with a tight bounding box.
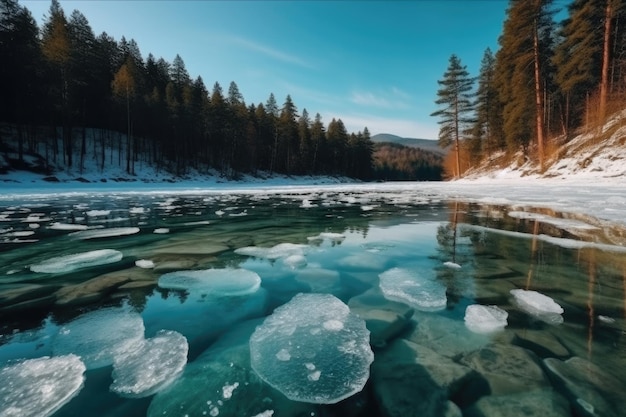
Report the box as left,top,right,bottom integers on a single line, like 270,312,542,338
533,14,546,170
600,0,614,123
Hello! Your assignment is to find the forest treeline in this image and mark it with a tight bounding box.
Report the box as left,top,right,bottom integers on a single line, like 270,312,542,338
372,143,443,181
0,0,378,179
431,0,626,178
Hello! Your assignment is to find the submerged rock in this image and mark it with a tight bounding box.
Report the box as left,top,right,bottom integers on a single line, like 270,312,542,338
512,329,569,359
465,389,570,417
0,355,86,417
249,293,374,404
348,289,414,348
544,356,624,417
372,338,487,415
460,344,549,396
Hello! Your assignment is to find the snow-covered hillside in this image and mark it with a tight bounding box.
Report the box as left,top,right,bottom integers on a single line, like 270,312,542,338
462,111,626,182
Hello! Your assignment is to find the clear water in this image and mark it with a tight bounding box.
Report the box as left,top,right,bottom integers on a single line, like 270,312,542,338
0,189,624,417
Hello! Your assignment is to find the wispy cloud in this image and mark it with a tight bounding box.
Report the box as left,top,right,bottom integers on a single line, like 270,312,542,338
350,87,412,110
226,35,313,69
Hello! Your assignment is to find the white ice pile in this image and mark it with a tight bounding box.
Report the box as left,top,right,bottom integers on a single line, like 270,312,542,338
235,242,310,261
443,261,462,269
135,259,155,269
52,307,145,369
510,289,564,324
47,222,89,231
110,330,188,398
307,232,346,243
464,304,508,334
30,249,123,273
249,293,374,404
0,355,86,417
69,227,140,240
379,267,447,311
158,268,261,296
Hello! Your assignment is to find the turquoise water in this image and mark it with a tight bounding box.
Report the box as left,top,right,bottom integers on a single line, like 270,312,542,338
0,190,624,417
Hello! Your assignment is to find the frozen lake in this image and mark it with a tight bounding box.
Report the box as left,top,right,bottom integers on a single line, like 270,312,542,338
0,184,625,417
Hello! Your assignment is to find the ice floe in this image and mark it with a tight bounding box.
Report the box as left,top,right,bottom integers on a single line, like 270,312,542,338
153,228,169,234
379,267,447,311
110,330,188,398
86,209,111,217
0,355,86,417
249,293,374,404
235,243,309,260
70,227,140,240
307,232,346,243
464,304,508,333
283,254,307,269
443,261,462,269
52,307,145,369
158,268,261,296
135,259,155,269
510,289,564,324
30,249,123,273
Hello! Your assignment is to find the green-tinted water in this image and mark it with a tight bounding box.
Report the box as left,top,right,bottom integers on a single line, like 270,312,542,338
0,190,624,417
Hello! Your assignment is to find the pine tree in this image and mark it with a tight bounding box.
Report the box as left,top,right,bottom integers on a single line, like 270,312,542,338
431,54,474,178
494,0,554,166
111,56,136,174
471,48,501,160
553,0,604,136
41,0,72,165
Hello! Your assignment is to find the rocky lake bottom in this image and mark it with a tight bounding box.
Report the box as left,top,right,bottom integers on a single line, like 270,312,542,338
0,188,624,417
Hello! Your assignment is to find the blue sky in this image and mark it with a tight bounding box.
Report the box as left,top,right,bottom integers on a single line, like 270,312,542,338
23,1,509,139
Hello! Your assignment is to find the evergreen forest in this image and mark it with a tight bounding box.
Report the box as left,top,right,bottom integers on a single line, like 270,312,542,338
431,0,626,178
0,0,378,180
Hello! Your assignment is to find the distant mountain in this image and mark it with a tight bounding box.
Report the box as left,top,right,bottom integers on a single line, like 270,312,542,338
370,134,445,155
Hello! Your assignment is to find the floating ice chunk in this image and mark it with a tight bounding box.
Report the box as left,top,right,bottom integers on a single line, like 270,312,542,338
510,289,564,324
52,307,145,370
153,228,169,234
249,293,374,404
221,382,239,399
30,249,123,273
70,227,140,240
0,355,86,417
110,330,188,398
598,315,615,324
379,267,447,311
443,261,462,269
48,222,89,231
215,210,225,216
251,411,274,417
158,268,261,296
135,259,155,269
235,243,309,260
129,207,147,214
284,254,307,269
307,232,346,243
464,304,508,333
5,230,35,237
86,210,110,217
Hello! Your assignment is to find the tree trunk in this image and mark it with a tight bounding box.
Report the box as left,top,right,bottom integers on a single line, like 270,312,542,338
454,97,461,178
534,15,546,171
600,0,613,123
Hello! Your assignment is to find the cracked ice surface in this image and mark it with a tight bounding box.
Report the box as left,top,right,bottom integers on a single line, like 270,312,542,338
249,293,373,404
0,354,86,417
